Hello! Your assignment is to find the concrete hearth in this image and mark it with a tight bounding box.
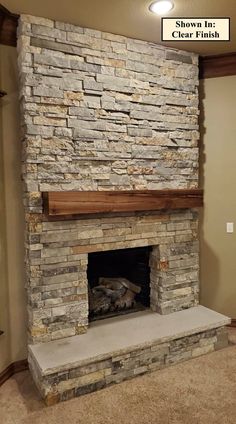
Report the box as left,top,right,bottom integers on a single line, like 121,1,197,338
29,306,230,405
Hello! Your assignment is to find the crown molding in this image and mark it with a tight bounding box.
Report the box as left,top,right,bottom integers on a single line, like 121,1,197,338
199,53,236,79
0,4,19,46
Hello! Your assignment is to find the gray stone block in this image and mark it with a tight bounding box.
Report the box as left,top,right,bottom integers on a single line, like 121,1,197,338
21,14,53,27
33,86,63,98
127,127,152,137
126,41,152,55
67,32,91,47
166,50,193,64
126,60,161,75
61,78,82,91
68,107,95,120
31,24,66,41
34,53,70,68
54,128,73,137
55,22,84,33
83,79,103,92
26,124,54,137
130,109,162,121
68,119,106,131
96,73,130,87
70,60,101,73
82,95,101,108
73,128,104,140
31,37,83,56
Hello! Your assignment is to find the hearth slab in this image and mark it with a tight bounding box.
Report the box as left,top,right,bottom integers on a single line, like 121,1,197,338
29,306,230,376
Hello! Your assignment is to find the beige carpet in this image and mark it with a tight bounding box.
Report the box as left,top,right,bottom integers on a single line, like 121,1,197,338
1,328,236,424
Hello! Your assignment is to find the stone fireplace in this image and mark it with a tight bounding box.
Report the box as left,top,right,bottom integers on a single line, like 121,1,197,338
17,14,230,404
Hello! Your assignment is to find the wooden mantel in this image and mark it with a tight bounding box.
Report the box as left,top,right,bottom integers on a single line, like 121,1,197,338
43,189,203,217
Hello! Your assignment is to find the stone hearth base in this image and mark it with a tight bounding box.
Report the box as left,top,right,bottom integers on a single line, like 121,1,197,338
29,306,230,405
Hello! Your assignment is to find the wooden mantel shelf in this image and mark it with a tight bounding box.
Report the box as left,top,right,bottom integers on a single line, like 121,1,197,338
43,189,203,217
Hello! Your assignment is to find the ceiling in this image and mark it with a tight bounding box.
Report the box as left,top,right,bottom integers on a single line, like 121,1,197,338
2,0,236,55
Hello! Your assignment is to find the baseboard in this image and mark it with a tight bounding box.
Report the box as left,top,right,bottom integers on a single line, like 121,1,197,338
0,359,28,387
228,319,236,328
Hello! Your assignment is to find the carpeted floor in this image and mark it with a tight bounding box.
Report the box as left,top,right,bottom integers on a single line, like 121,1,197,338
1,328,236,424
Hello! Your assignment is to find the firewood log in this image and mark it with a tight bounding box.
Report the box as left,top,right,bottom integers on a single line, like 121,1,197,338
99,277,141,294
114,289,136,310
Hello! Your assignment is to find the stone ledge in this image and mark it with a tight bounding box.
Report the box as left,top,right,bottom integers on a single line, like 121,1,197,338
29,306,230,377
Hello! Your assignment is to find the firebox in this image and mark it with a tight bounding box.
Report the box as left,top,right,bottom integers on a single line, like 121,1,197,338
87,247,151,321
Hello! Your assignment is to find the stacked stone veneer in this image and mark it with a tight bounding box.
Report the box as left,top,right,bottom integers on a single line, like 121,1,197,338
17,15,200,344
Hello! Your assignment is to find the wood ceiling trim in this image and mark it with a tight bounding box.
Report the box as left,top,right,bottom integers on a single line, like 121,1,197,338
0,4,19,47
199,53,236,79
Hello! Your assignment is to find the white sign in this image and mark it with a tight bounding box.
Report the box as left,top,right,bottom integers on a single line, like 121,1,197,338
162,18,230,41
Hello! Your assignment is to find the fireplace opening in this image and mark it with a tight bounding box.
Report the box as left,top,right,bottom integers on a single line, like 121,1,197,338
88,246,151,321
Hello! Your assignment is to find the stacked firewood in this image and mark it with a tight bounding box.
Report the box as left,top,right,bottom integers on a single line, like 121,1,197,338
89,277,141,315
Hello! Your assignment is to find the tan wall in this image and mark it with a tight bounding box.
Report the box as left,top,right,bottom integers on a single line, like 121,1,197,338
200,75,236,318
0,49,11,372
0,45,27,373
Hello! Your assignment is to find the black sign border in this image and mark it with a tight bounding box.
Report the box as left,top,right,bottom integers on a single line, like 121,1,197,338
161,17,230,42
